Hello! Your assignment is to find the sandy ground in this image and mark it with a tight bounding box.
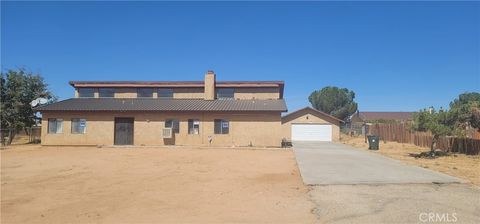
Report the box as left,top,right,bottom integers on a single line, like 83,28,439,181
341,135,480,186
1,145,316,223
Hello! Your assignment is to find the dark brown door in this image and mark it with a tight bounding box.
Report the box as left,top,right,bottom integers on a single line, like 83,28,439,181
114,118,134,145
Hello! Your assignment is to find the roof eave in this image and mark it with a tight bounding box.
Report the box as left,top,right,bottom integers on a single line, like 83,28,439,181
36,109,288,112
282,107,344,123
69,80,285,89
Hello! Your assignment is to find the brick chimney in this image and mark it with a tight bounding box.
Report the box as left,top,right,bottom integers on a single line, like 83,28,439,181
204,70,216,100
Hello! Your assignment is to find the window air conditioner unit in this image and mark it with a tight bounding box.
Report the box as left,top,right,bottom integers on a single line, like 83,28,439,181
162,128,173,138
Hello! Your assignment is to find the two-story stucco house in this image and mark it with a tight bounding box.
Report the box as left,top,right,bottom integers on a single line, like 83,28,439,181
36,71,289,147
36,71,343,147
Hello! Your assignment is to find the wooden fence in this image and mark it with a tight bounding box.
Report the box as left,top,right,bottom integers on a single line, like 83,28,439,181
368,123,480,155
28,127,42,143
472,130,480,140
0,127,41,145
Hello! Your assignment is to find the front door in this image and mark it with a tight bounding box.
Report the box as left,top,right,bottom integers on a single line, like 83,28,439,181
114,118,134,145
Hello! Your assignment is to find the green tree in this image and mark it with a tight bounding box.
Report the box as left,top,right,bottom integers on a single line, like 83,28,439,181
0,74,6,130
412,92,480,156
308,86,358,121
0,68,55,145
412,108,456,156
448,92,480,130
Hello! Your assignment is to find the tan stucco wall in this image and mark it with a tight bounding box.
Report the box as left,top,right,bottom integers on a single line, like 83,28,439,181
281,111,340,141
204,73,215,100
173,88,204,99
235,87,279,100
112,88,205,99
41,111,282,147
75,87,280,100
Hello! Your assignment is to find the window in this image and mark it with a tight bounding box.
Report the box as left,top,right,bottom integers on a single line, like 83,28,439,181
78,88,95,98
137,88,153,97
188,119,200,135
217,88,234,99
165,119,179,134
48,118,63,134
214,119,229,134
99,88,115,97
71,118,87,134
158,88,174,99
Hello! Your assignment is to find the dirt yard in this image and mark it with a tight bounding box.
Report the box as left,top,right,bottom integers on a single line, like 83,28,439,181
1,145,315,223
341,135,480,186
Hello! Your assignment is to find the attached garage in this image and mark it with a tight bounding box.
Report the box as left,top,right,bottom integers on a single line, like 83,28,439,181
282,107,343,142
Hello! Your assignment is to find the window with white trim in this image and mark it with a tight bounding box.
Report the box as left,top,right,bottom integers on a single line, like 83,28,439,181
188,119,200,135
165,119,179,134
71,118,87,134
48,118,63,134
214,119,229,134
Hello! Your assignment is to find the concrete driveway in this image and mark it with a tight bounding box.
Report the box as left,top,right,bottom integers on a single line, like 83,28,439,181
293,141,463,185
294,142,480,224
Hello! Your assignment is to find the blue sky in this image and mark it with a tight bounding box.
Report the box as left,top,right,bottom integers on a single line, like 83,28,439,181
2,1,479,112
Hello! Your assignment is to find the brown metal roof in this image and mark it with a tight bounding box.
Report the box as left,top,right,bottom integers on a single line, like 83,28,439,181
35,98,288,112
358,112,414,121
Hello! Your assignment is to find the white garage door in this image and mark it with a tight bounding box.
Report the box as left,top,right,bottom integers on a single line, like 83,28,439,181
292,124,332,141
